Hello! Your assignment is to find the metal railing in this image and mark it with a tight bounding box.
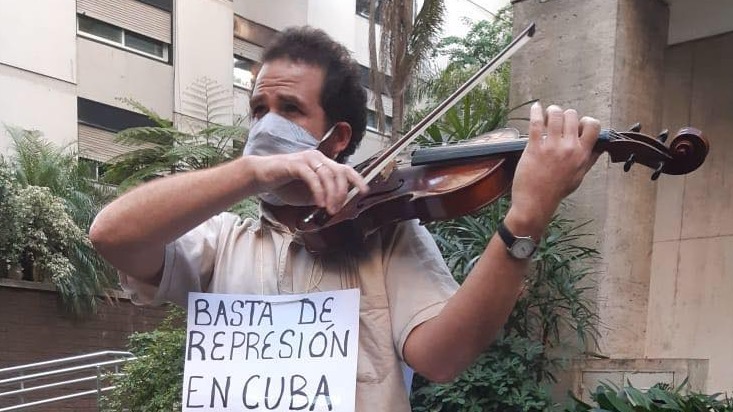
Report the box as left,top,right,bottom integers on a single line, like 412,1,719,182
0,351,136,411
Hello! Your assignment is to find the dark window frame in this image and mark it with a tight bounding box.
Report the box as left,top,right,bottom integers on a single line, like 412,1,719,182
77,98,157,133
137,0,172,12
356,0,384,24
77,14,172,64
359,65,393,95
233,54,258,91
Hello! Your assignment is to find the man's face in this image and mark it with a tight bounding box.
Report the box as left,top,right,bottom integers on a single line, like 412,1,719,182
250,58,329,141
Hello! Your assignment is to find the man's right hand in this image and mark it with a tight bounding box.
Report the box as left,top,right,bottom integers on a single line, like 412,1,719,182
90,150,368,285
249,150,369,215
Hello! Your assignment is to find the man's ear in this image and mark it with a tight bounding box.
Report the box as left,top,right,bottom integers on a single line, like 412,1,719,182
320,122,352,160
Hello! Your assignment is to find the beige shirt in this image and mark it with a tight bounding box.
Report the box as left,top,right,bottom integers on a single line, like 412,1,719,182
121,211,459,411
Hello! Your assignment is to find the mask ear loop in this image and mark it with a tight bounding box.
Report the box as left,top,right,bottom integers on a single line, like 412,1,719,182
316,123,339,158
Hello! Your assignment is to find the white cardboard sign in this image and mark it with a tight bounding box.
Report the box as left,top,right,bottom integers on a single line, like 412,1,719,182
182,289,360,411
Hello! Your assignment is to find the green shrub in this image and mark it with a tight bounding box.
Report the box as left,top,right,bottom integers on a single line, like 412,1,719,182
0,162,22,276
566,380,733,412
411,198,600,412
0,128,117,313
101,307,186,412
412,334,553,412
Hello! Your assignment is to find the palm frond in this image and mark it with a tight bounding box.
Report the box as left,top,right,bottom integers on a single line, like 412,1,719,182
407,0,445,70
117,98,173,128
115,126,187,146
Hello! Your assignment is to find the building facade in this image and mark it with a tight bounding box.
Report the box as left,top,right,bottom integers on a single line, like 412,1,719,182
0,0,433,168
510,0,733,398
7,0,730,403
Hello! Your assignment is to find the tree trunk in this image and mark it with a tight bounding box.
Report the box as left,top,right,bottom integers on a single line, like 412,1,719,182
368,0,386,134
391,92,405,142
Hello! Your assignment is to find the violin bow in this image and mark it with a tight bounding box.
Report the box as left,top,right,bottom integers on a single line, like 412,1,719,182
303,23,537,226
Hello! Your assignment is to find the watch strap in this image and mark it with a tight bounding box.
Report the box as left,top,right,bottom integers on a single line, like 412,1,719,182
497,221,517,247
497,220,537,259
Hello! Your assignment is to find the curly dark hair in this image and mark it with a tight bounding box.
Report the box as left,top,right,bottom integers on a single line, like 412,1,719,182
262,26,367,162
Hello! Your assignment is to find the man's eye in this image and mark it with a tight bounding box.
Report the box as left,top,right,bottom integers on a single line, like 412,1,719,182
283,104,300,113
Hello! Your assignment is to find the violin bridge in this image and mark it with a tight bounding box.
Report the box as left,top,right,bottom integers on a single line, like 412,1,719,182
380,160,397,180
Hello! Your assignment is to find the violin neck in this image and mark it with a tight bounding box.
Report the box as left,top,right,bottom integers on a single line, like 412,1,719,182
411,129,615,167
411,139,526,166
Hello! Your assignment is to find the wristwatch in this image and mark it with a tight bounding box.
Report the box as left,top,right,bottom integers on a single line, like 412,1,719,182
497,221,537,259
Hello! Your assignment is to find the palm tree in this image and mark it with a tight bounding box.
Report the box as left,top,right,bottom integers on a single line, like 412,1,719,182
103,78,246,190
103,79,258,218
367,0,446,141
4,127,118,314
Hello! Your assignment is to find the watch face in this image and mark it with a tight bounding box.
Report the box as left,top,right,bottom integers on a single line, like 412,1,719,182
511,238,536,259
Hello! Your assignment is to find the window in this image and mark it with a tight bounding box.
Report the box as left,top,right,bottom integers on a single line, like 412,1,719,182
77,14,169,62
359,65,392,94
234,56,257,90
78,15,122,43
78,98,157,132
79,158,108,181
366,109,392,134
356,0,383,23
124,31,167,59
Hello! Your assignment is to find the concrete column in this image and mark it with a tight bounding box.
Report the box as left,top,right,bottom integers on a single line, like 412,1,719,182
0,0,78,152
174,0,234,126
510,0,669,357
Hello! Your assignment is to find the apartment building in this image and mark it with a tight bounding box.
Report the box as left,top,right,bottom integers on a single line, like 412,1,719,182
3,0,481,171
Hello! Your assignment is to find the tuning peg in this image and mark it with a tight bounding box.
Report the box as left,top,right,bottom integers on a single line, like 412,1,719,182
628,123,642,132
623,154,636,172
651,161,665,181
657,129,669,143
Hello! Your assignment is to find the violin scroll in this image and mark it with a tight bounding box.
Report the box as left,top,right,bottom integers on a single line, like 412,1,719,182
664,127,708,175
602,126,709,180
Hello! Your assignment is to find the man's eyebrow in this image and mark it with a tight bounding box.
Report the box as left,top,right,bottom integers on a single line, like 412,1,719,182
277,93,306,107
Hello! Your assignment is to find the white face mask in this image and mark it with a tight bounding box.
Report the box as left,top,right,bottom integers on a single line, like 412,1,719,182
243,112,336,205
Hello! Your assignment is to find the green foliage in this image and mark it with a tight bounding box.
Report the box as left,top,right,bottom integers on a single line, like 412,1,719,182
101,307,186,412
7,127,113,230
566,381,733,412
413,198,600,411
412,334,554,412
0,128,117,314
0,162,23,276
434,7,513,69
103,79,247,190
103,87,258,218
15,186,85,281
368,0,447,138
410,66,512,145
409,10,599,411
408,7,518,146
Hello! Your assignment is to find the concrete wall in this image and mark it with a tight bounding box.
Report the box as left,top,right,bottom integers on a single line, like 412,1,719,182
646,31,733,393
308,0,360,59
513,0,733,394
510,0,619,353
77,38,174,117
571,358,708,404
233,0,307,31
0,0,77,83
0,281,169,411
0,65,78,153
0,0,77,152
668,0,733,44
601,0,669,358
513,0,673,359
174,0,234,125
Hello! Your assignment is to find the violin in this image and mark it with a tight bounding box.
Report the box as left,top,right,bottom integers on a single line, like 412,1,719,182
285,125,708,253
275,23,711,253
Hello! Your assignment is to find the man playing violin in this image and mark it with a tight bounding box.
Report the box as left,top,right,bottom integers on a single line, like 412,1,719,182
90,27,600,410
